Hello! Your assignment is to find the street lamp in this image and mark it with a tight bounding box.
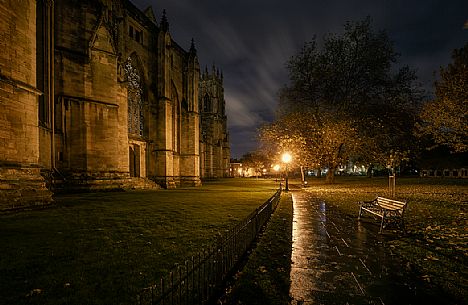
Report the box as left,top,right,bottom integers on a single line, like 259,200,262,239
282,152,292,191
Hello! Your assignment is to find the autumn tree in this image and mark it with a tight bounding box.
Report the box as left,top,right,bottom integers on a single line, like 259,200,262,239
416,43,468,153
260,111,370,183
264,17,423,182
241,151,269,177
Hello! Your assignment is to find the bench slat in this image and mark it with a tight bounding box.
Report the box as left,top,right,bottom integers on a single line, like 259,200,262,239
379,202,405,208
362,208,382,217
378,202,405,208
377,197,406,209
377,197,405,205
379,203,404,210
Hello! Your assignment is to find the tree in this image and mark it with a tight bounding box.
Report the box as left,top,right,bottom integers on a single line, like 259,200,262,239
241,151,269,177
270,17,423,182
416,43,468,153
260,111,371,183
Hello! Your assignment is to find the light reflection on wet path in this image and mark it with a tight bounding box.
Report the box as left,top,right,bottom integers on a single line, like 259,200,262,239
289,191,447,305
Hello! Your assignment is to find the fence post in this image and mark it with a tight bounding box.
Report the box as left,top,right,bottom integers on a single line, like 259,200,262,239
170,271,174,305
255,208,260,234
161,277,165,305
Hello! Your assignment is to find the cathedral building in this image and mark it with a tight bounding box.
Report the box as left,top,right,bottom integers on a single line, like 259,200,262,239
199,67,231,178
0,0,230,210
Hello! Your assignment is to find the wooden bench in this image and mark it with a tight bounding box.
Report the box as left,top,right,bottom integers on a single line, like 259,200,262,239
358,196,407,233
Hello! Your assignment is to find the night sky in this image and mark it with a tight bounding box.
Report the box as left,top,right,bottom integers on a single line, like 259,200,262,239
132,0,468,159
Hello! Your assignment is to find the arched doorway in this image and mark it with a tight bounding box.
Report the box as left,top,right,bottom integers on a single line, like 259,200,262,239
129,145,141,177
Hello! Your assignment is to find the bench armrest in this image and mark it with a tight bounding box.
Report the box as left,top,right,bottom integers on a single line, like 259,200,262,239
358,199,378,208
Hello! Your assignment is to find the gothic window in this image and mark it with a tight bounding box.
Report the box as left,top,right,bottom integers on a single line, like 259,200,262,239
135,31,140,43
125,57,144,136
171,84,181,153
36,1,49,127
221,100,225,116
203,94,211,113
129,24,144,44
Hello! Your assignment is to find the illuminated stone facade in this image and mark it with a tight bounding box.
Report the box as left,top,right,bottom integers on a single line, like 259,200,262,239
0,0,52,208
199,67,230,178
0,0,229,209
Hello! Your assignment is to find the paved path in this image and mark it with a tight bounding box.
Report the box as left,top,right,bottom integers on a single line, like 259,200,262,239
289,191,448,305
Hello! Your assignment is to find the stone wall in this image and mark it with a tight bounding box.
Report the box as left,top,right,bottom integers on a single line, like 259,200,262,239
1,0,224,203
53,0,130,189
0,0,52,209
152,17,201,187
51,0,203,189
199,67,230,179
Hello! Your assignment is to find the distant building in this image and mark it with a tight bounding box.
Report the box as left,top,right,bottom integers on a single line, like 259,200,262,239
420,168,468,178
419,151,467,178
229,162,243,178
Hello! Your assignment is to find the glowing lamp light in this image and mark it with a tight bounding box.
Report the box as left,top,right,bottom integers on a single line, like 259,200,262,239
282,152,292,164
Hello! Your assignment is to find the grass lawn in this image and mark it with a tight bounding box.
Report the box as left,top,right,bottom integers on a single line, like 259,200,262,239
303,176,468,302
0,178,279,305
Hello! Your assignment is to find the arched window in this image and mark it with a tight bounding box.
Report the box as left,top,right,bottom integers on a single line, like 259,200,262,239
221,100,225,116
203,93,211,113
171,83,181,153
125,57,144,136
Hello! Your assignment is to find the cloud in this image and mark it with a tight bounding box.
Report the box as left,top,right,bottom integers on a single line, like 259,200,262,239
224,90,265,128
228,126,261,159
132,0,468,158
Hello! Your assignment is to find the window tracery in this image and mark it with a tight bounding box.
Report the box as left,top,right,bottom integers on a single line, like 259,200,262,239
125,57,144,136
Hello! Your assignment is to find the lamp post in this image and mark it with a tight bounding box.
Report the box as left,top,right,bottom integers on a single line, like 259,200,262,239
282,153,292,191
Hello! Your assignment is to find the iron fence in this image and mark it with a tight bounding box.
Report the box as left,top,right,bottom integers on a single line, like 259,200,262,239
136,188,282,305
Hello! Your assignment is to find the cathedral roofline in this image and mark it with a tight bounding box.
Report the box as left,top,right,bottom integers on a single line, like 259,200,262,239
125,0,158,30
201,64,223,82
125,1,196,59
143,6,157,23
160,9,169,31
189,38,197,54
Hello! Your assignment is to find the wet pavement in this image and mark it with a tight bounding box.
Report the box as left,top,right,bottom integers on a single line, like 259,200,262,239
289,191,449,305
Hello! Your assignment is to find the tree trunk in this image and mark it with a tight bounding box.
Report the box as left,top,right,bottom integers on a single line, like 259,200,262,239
317,168,322,178
300,165,305,184
367,164,374,178
326,166,336,183
327,143,343,183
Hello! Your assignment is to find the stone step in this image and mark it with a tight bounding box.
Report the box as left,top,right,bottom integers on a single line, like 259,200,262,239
50,176,161,193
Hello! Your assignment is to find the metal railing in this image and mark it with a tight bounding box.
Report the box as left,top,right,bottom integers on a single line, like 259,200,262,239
136,188,282,305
